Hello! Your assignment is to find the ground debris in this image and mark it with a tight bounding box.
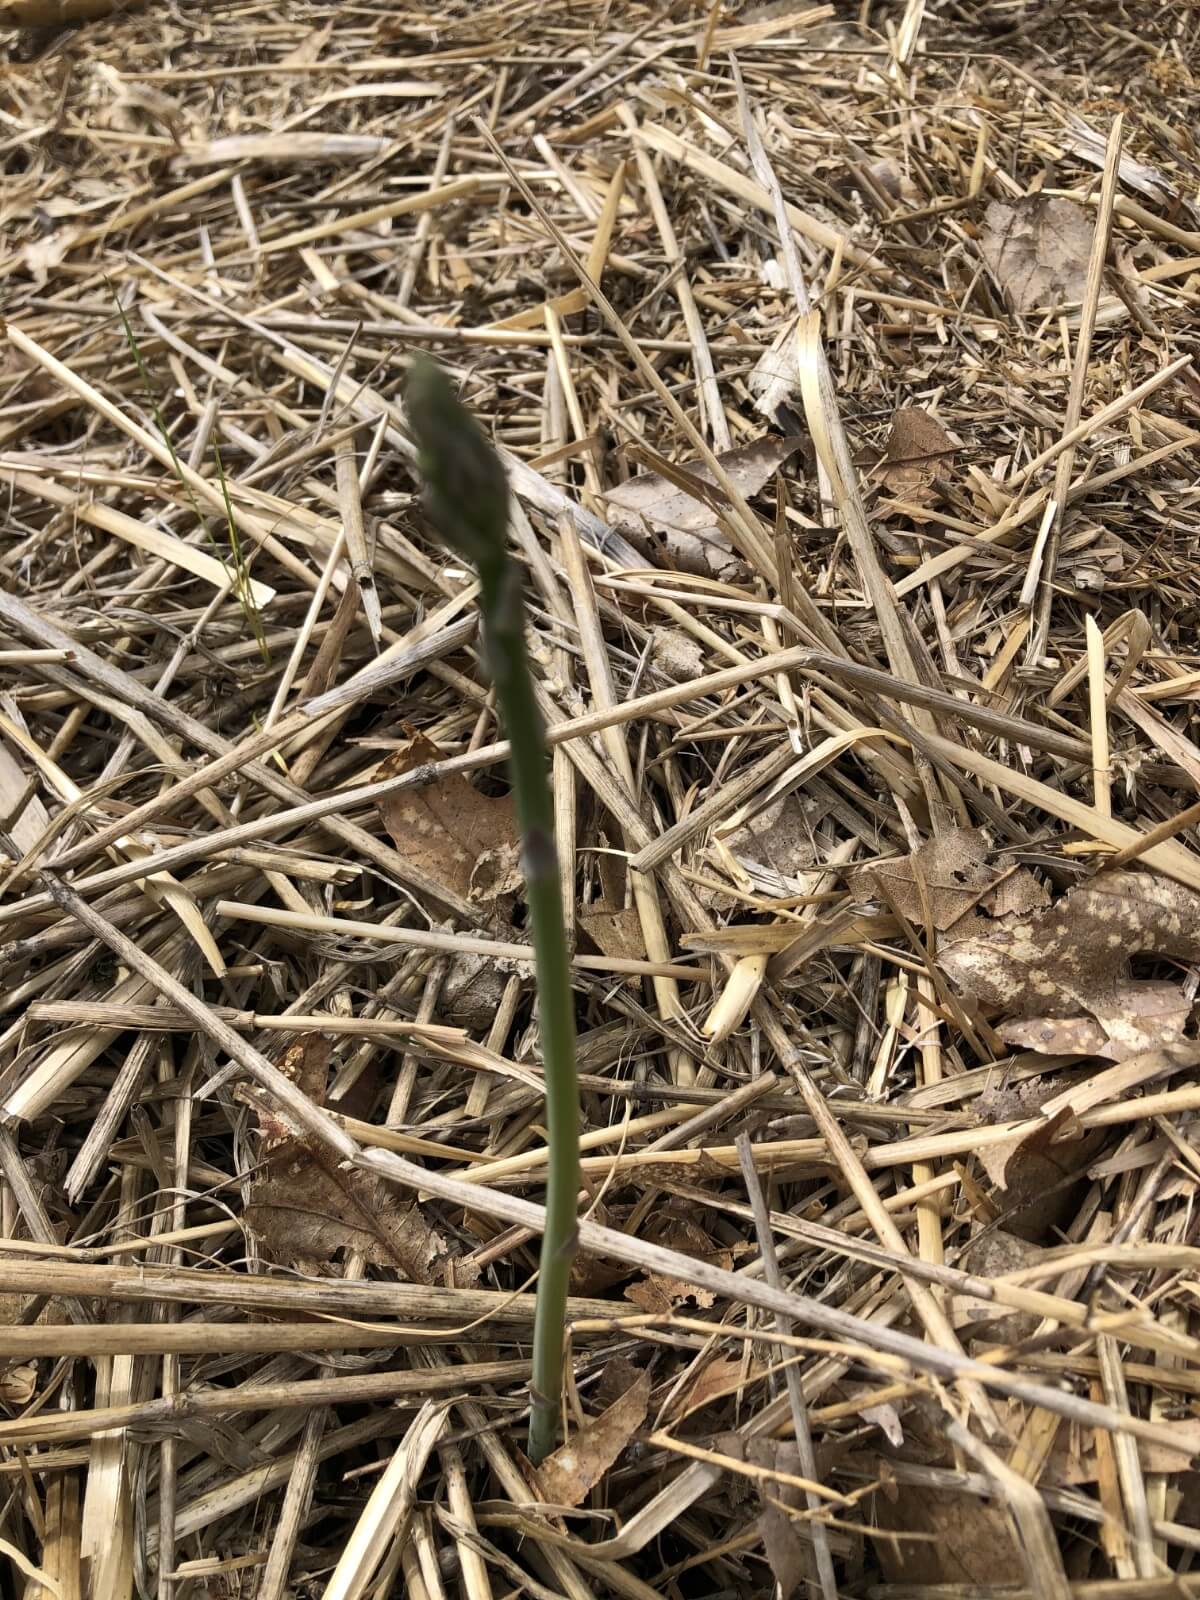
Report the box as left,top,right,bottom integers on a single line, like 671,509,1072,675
1,1,1199,1593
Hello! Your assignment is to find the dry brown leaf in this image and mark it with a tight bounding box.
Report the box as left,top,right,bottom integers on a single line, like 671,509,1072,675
857,827,994,931
604,436,802,580
536,1370,650,1507
624,1272,715,1314
673,1355,765,1420
979,196,1093,313
941,870,1200,1060
244,1035,454,1282
952,1230,1046,1343
872,1486,1025,1586
856,828,1051,934
721,791,819,883
718,1435,813,1599
377,733,520,911
579,901,646,961
875,406,956,505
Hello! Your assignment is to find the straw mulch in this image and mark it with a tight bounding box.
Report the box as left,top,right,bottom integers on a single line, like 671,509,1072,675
3,0,1200,1594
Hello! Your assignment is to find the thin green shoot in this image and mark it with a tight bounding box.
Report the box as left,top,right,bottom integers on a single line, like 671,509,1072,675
406,357,579,1465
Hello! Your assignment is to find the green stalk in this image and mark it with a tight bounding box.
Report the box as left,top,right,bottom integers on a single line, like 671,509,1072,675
406,359,579,1465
